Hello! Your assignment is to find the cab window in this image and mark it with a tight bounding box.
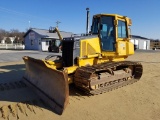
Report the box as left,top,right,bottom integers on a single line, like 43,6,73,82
118,20,127,38
91,17,100,34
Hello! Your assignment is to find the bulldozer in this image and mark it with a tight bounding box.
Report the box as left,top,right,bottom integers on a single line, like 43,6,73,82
22,13,143,115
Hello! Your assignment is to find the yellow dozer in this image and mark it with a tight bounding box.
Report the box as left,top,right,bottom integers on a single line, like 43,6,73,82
22,14,143,114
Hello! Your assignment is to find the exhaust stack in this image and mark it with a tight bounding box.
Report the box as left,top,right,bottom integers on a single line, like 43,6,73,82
86,8,90,34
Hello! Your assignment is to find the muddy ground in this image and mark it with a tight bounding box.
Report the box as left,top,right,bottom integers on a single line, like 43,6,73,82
0,51,160,120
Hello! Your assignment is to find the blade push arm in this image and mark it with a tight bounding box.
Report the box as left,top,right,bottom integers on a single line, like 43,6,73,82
49,27,63,40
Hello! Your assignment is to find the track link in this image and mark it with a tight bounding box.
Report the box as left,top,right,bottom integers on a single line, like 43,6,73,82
74,61,143,95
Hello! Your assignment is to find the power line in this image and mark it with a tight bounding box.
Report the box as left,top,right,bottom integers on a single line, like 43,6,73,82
0,6,53,22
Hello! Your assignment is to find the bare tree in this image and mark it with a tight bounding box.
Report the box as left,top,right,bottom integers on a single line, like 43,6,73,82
8,29,25,44
0,28,25,44
5,37,11,44
0,29,7,42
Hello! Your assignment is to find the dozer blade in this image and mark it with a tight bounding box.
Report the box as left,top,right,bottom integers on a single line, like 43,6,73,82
22,56,69,115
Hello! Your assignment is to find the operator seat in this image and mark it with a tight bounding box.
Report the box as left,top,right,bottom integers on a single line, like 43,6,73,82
101,30,115,51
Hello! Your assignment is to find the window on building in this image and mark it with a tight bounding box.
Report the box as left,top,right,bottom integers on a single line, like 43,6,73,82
118,20,127,38
39,39,41,45
31,39,34,45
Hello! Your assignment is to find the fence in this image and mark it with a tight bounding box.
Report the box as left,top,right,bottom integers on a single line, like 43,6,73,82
0,44,25,50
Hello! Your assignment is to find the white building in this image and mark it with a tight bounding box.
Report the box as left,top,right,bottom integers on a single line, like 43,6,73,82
1,37,16,44
130,35,151,50
24,28,72,51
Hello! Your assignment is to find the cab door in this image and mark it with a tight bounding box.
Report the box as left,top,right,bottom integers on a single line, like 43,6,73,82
116,17,130,55
100,16,116,52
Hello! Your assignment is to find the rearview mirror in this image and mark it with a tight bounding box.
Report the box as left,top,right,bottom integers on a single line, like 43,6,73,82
128,28,132,38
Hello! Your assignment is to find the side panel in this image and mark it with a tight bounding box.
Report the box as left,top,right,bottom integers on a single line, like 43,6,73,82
117,41,134,55
117,41,127,55
126,41,134,55
80,37,101,58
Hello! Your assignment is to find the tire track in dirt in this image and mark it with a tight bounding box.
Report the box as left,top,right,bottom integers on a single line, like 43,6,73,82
0,81,27,91
0,80,50,120
0,99,46,120
69,86,92,104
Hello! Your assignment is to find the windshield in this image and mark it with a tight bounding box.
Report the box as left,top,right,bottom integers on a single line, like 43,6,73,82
100,16,115,51
91,16,115,51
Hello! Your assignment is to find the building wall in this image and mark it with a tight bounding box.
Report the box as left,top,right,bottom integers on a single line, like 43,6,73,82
130,39,139,46
24,28,73,51
150,40,160,49
1,39,5,44
41,39,51,51
130,38,150,50
24,31,42,50
138,39,150,50
146,40,150,50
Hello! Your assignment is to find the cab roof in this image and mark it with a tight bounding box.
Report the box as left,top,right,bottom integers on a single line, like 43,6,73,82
93,13,129,19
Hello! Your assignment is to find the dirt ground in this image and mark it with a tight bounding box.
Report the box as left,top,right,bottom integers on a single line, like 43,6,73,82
0,52,160,120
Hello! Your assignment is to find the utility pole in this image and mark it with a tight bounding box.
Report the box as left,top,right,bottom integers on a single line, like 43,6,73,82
56,21,61,28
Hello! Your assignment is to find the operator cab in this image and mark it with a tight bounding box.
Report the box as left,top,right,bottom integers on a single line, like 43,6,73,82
91,14,130,52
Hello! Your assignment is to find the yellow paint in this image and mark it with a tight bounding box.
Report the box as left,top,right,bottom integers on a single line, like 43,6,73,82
40,13,135,84
68,75,73,84
78,58,95,67
126,42,134,55
65,66,78,74
43,60,62,69
80,37,101,58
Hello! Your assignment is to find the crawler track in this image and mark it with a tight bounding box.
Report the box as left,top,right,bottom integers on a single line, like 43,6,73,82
74,61,143,95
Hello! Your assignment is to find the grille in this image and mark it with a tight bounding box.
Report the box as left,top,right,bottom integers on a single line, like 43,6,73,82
62,40,74,67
